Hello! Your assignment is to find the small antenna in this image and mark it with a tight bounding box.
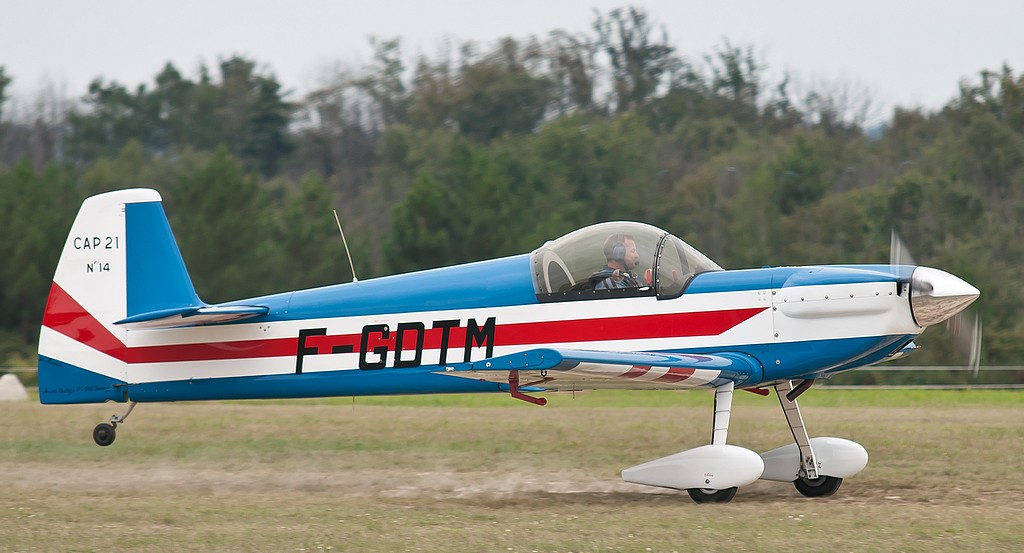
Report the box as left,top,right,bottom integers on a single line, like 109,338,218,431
333,209,359,283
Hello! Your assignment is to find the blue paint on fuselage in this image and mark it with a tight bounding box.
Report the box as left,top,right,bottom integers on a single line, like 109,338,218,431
683,268,773,294
224,254,539,321
776,265,914,287
124,365,506,402
673,334,916,383
38,355,127,404
214,262,913,323
685,265,914,295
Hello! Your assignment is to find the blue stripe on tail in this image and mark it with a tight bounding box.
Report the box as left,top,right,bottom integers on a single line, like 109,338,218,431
125,202,202,317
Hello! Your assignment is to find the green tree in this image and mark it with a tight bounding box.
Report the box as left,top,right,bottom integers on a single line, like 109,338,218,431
385,171,455,273
453,40,553,141
547,31,597,114
67,58,293,175
68,79,160,161
80,139,151,195
0,66,11,122
405,38,552,142
216,58,295,176
0,161,80,340
594,6,680,112
706,40,762,109
274,175,346,290
520,112,657,223
725,165,784,267
772,135,828,215
357,37,409,126
169,147,278,302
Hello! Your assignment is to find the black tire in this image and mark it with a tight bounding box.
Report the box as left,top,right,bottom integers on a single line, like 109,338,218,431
687,487,738,504
793,475,842,497
93,423,116,447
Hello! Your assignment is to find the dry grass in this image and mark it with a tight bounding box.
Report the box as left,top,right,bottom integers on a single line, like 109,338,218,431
1,391,1022,552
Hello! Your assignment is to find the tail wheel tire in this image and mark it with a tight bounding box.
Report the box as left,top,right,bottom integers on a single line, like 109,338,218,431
687,487,738,504
793,475,843,497
93,423,116,447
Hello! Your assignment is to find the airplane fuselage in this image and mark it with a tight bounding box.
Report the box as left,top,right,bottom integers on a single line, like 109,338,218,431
40,252,920,404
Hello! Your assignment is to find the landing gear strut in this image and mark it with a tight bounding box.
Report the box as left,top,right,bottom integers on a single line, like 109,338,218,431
92,401,137,447
774,380,820,480
773,380,845,497
621,380,765,503
685,381,745,504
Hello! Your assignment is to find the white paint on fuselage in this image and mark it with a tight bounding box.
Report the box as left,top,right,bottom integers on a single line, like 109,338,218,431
53,279,923,386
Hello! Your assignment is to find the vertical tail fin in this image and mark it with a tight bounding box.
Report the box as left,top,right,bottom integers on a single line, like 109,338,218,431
38,188,201,404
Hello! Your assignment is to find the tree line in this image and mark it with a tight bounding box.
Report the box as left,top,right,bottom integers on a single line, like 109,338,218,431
2,6,1023,379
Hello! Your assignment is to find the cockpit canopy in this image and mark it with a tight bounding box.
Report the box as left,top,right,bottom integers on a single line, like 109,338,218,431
530,222,722,301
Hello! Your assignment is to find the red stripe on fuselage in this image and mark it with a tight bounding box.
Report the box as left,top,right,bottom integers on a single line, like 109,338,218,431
42,284,767,365
42,283,298,363
125,338,299,364
496,309,764,346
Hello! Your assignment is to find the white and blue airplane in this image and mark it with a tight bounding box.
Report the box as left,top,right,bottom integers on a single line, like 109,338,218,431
38,188,979,503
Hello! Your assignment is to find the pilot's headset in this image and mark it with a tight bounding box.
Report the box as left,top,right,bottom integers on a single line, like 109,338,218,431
605,234,627,263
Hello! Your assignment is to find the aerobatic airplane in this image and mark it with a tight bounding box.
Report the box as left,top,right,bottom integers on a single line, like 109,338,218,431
38,188,980,503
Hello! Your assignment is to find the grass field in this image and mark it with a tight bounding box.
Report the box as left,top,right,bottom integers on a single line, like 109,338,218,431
1,390,1022,552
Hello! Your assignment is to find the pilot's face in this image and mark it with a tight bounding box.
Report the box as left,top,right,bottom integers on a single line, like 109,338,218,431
623,238,639,270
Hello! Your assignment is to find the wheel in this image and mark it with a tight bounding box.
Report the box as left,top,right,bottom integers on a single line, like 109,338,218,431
687,487,738,504
93,423,116,447
793,475,842,497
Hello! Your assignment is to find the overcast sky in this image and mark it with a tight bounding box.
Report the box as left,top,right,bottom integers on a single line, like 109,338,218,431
3,0,1023,121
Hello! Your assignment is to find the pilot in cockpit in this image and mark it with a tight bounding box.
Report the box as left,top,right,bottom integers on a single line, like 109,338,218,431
589,233,641,290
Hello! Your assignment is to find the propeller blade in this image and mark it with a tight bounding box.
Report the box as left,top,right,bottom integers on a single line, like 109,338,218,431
968,313,982,378
890,229,917,266
945,309,983,378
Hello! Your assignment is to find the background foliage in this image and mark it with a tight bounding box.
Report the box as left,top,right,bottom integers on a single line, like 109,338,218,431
1,6,1022,373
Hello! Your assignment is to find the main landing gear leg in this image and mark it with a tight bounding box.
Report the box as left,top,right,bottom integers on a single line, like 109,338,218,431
93,401,137,447
622,380,764,502
774,380,842,497
687,382,739,504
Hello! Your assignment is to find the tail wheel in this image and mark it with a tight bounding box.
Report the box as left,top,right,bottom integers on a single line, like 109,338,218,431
793,475,842,497
93,423,116,447
687,487,738,504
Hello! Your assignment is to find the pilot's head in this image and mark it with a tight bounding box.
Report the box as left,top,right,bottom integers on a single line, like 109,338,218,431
604,234,639,271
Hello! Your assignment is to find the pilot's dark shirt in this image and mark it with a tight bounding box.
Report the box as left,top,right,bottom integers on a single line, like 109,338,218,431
591,265,640,290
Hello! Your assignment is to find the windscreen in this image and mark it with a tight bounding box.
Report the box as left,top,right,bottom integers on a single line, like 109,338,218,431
654,234,722,299
531,222,721,300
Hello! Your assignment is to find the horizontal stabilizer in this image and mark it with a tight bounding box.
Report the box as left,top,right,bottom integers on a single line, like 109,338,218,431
114,304,269,329
439,348,762,391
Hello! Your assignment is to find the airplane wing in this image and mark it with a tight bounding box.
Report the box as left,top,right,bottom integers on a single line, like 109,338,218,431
437,348,763,391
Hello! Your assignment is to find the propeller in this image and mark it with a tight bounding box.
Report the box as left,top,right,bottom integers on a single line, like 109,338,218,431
889,229,917,267
891,230,983,376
